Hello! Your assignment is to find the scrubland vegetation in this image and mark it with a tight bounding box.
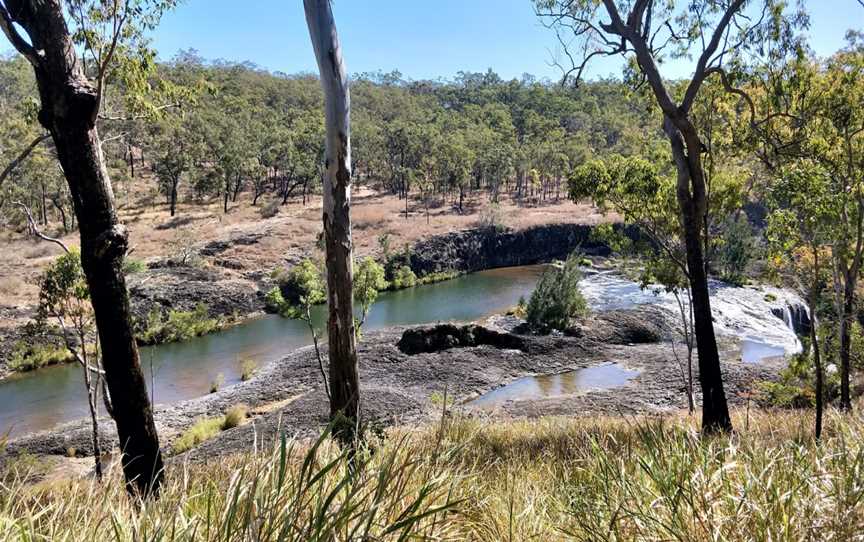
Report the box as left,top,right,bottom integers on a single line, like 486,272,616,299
3,408,864,541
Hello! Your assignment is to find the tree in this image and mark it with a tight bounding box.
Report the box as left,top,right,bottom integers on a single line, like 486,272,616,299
535,0,797,433
354,256,387,334
305,0,361,445
37,249,112,479
0,0,167,496
765,160,837,438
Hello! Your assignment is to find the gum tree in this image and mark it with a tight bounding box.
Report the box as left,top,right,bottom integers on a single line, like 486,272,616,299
535,0,795,433
304,0,361,444
765,160,837,438
0,0,172,495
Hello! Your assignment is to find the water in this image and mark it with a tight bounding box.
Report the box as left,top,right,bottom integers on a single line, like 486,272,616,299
0,266,543,437
468,362,639,409
579,271,804,359
0,266,806,437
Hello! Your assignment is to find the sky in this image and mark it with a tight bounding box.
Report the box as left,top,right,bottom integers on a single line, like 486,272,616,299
3,1,864,81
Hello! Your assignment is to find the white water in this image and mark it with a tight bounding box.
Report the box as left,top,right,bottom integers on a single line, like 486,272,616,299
580,270,805,361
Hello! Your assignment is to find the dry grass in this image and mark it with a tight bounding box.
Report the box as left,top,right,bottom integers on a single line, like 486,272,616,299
0,185,608,322
2,407,864,540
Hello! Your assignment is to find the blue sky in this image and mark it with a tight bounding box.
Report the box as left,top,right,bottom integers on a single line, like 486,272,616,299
4,1,864,81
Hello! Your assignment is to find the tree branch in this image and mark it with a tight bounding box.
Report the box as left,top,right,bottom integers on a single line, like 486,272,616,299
12,201,70,253
0,1,40,66
0,133,50,190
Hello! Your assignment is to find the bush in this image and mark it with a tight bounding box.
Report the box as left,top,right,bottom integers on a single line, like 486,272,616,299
172,416,225,454
526,253,588,330
476,203,506,232
717,214,757,286
138,304,221,344
240,359,257,381
277,259,326,306
8,341,72,372
222,404,248,429
259,200,280,218
417,270,459,285
391,266,417,289
122,258,147,275
210,373,224,393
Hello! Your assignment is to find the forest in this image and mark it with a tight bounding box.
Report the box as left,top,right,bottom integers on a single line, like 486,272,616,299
0,0,863,540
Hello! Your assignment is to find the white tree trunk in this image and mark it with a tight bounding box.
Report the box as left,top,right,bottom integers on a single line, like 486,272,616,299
304,0,361,443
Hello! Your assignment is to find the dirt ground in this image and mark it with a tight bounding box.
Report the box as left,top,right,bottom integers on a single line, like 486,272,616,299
0,186,607,327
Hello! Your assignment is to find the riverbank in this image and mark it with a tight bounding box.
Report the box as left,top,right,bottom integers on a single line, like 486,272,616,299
5,305,785,461
0,219,623,381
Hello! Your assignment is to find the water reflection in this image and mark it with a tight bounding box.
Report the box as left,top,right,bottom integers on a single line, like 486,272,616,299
468,362,639,409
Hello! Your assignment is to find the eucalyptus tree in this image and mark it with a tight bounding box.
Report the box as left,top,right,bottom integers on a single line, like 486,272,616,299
305,0,361,445
765,161,838,438
752,37,864,411
0,0,173,496
535,0,800,433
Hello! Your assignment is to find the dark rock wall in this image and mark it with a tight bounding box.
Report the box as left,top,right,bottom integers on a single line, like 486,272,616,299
407,223,639,276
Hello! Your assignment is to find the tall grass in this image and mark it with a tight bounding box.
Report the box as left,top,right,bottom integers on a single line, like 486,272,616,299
3,409,864,540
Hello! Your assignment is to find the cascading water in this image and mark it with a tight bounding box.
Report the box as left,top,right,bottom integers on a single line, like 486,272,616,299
579,270,807,362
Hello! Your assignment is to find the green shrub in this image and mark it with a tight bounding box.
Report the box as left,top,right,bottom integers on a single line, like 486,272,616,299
277,259,326,306
717,214,757,286
264,286,289,315
526,253,588,330
122,258,147,275
8,341,73,372
476,203,506,232
417,270,459,285
138,304,220,344
222,404,248,429
391,266,417,290
172,416,225,454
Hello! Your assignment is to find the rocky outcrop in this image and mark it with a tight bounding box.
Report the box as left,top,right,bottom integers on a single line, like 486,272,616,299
127,265,263,323
397,324,529,354
406,223,639,276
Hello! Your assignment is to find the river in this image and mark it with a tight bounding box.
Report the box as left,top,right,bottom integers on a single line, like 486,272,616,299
0,265,804,437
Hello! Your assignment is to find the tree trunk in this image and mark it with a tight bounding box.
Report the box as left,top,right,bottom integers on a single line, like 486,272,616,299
839,276,855,411
169,181,177,217
1,0,164,496
305,0,361,445
665,117,732,434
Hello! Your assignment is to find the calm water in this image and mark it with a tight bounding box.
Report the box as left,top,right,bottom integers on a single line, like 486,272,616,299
0,266,544,437
468,362,640,409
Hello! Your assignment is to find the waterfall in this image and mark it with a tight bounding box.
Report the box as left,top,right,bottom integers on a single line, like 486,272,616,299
580,272,806,359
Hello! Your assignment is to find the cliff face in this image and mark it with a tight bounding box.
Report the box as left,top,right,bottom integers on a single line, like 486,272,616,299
407,223,636,276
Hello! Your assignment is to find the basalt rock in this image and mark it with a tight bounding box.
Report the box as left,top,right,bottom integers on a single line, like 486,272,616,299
397,324,528,354
406,223,642,276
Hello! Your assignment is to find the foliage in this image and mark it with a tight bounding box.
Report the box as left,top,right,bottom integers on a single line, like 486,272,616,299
209,373,224,394
222,404,248,430
8,341,72,372
171,416,226,454
139,304,220,344
354,257,387,332
390,266,417,290
278,259,326,308
526,253,587,330
121,257,147,275
716,214,758,285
